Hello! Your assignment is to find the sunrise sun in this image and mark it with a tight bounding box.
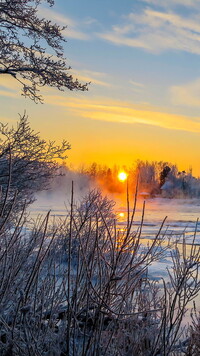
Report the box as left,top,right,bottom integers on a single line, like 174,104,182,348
118,171,128,182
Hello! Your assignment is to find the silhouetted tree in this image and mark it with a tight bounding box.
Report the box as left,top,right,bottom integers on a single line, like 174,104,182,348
0,113,70,208
0,0,88,102
160,166,171,187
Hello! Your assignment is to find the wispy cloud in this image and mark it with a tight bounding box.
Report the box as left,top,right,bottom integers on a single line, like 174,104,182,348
83,17,99,26
0,90,18,99
129,80,145,93
44,95,200,133
171,78,200,107
0,75,21,98
97,7,200,55
129,80,145,88
38,7,90,40
142,0,200,8
70,69,112,87
0,68,111,102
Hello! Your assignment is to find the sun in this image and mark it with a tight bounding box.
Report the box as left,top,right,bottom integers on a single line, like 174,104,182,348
119,212,125,217
118,171,128,182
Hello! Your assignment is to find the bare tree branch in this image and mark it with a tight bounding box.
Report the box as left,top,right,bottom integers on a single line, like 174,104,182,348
0,113,70,208
0,0,88,102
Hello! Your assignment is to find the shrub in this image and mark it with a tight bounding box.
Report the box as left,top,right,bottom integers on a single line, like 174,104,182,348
0,183,199,355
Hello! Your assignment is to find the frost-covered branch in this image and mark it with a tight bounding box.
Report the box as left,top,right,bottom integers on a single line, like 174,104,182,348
0,0,88,102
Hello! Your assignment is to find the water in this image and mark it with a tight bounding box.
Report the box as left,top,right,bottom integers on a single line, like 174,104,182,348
30,189,200,319
117,197,200,243
31,190,200,243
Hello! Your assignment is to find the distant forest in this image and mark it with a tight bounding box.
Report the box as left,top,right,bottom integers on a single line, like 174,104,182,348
62,160,200,198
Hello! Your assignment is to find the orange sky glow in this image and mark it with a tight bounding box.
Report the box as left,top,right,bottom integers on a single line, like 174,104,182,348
1,1,200,176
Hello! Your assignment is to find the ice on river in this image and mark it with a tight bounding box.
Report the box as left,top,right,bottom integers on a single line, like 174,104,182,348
31,191,200,244
30,191,200,316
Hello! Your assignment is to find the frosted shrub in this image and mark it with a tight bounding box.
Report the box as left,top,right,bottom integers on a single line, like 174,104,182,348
0,185,199,355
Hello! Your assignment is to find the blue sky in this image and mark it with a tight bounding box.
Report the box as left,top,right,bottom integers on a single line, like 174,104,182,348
44,0,200,116
1,0,200,174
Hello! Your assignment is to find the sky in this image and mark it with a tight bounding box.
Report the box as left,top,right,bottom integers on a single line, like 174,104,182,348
1,0,200,175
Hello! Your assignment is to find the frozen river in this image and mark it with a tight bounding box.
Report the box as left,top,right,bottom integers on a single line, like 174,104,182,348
117,197,200,243
30,189,200,314
31,189,200,245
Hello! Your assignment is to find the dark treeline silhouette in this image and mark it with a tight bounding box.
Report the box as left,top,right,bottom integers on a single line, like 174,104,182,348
76,160,200,198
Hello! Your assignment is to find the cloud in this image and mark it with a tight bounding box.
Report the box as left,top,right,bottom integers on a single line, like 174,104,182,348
0,68,111,102
0,90,18,99
0,75,22,99
38,7,90,40
129,80,145,88
44,95,200,133
129,80,145,93
171,78,200,107
62,28,90,41
70,69,112,87
97,8,200,55
142,0,200,8
83,17,99,26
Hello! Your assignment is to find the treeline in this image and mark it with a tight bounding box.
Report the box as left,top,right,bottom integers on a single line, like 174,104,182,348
75,161,200,198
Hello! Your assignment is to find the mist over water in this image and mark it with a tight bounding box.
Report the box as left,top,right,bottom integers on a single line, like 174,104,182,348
30,170,200,243
29,170,200,316
30,170,94,217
